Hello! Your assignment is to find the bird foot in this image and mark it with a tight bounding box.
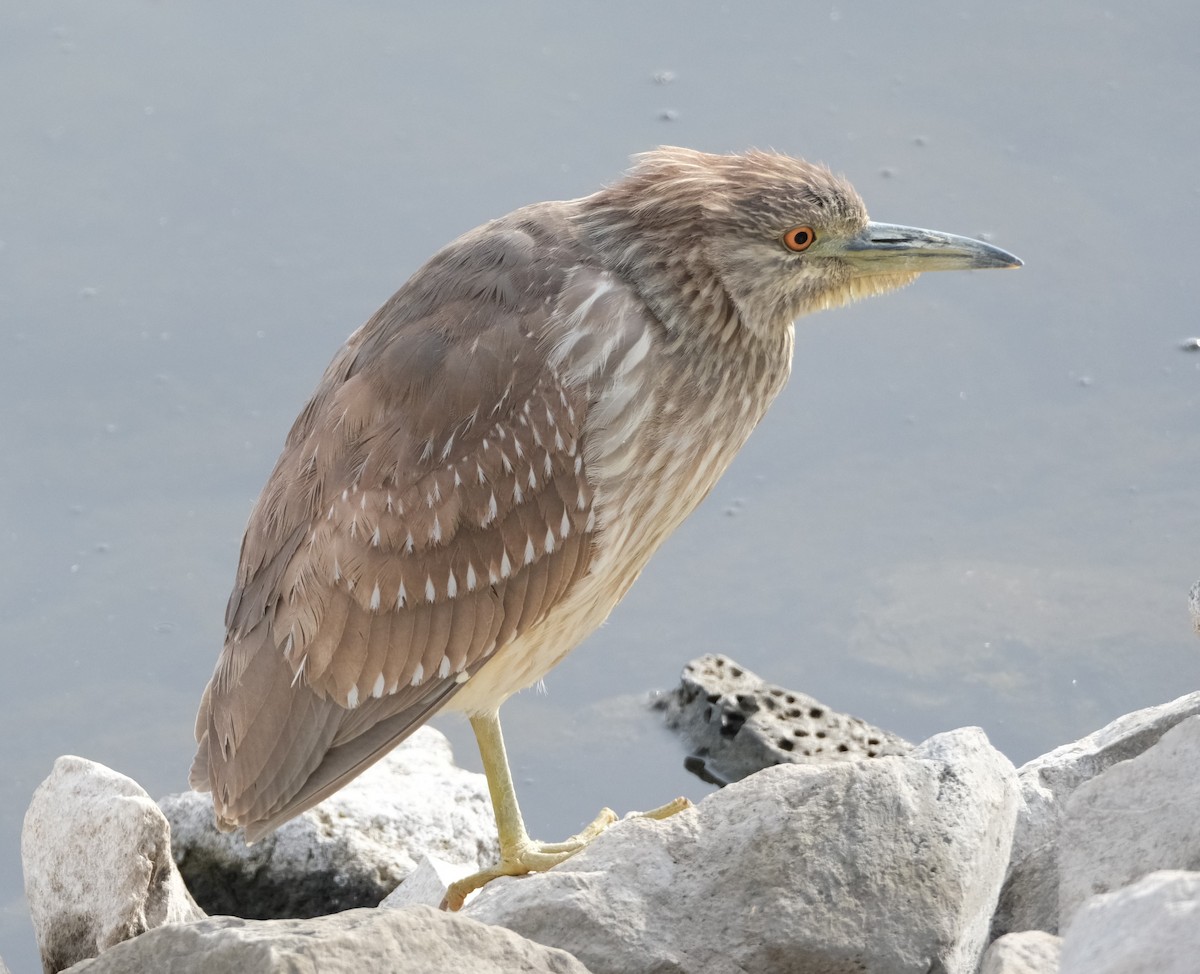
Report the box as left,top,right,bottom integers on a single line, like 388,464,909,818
441,798,692,910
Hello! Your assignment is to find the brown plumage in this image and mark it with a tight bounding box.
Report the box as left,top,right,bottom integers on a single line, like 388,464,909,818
191,147,1019,861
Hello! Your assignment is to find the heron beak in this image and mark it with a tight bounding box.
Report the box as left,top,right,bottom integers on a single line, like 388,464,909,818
840,222,1022,272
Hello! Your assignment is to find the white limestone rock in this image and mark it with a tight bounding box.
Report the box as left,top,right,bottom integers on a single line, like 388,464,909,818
21,756,205,974
159,725,497,918
1058,870,1200,974
464,727,1018,974
380,853,473,909
1058,715,1200,922
980,931,1062,974
59,905,593,974
993,691,1200,936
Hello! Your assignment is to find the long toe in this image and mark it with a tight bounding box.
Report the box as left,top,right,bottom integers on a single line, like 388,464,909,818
630,796,692,821
533,806,618,853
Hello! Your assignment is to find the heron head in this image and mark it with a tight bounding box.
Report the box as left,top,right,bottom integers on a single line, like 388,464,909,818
581,146,1021,336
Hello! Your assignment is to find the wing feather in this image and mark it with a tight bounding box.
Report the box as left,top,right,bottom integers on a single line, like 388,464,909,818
360,609,393,698
193,217,659,834
299,589,349,686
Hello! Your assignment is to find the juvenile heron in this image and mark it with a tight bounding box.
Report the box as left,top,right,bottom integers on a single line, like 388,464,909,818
191,147,1020,907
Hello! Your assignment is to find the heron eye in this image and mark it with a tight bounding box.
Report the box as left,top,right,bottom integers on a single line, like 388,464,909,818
782,226,816,252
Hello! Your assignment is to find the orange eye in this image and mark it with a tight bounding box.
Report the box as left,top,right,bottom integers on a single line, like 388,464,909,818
782,226,816,252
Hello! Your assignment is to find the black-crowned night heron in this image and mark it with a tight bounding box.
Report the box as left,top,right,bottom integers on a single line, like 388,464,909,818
191,147,1020,908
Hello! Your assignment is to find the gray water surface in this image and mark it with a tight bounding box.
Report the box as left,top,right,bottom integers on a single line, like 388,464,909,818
3,3,1199,970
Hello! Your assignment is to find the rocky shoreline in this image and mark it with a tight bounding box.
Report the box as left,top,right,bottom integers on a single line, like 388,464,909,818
14,656,1200,973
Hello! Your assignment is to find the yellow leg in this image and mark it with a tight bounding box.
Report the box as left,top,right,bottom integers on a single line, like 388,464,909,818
441,710,691,910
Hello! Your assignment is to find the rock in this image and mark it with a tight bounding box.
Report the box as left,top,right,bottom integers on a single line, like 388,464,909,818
463,727,1018,974
380,854,473,909
980,931,1062,974
993,690,1200,936
159,725,497,918
654,653,911,785
1058,871,1200,974
0,953,11,974
21,756,205,974
59,905,593,974
1058,715,1200,921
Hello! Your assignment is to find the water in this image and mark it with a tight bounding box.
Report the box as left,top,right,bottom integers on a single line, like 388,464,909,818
3,2,1199,969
